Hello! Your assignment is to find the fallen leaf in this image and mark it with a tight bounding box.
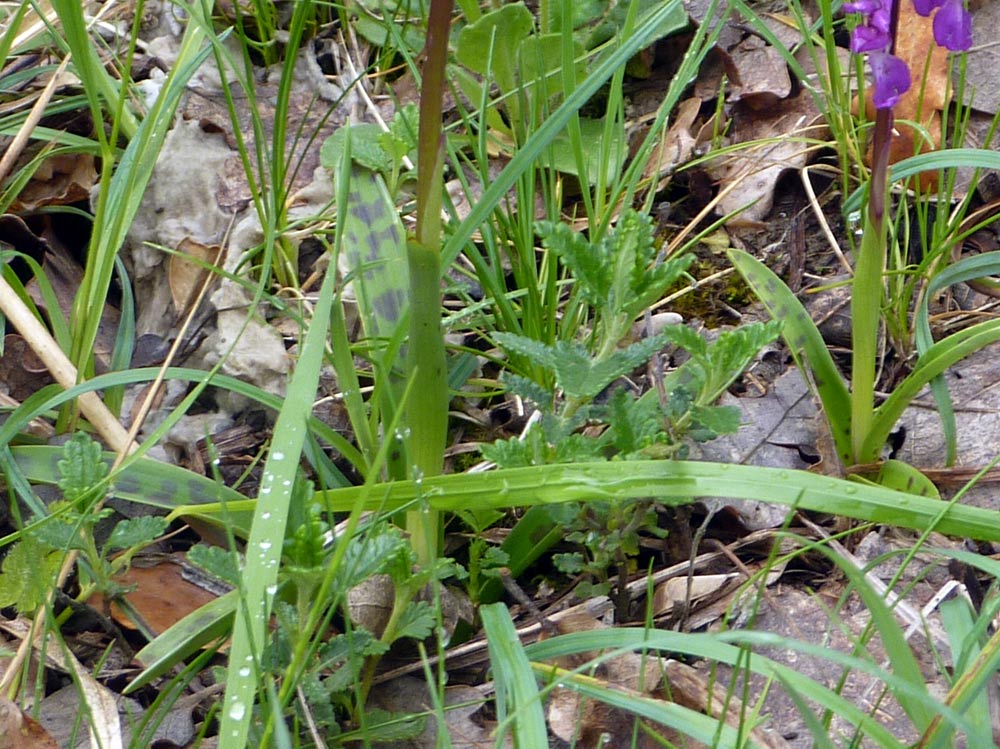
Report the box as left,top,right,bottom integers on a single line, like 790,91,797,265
88,553,223,636
167,237,221,316
0,699,58,749
9,153,98,212
707,90,827,223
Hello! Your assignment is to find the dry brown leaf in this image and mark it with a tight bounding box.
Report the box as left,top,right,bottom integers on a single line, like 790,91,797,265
643,96,701,185
651,572,740,617
9,153,98,212
168,237,221,316
707,90,827,223
0,699,59,749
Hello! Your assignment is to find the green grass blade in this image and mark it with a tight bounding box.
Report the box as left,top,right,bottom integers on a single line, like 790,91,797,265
810,543,930,731
217,257,340,747
49,0,139,138
914,251,1000,465
71,11,214,377
315,460,1000,541
480,603,548,747
537,664,764,748
864,318,1000,461
937,595,992,749
126,591,236,693
728,249,852,462
525,629,907,749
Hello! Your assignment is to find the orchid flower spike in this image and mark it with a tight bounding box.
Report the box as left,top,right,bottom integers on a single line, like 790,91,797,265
843,0,973,109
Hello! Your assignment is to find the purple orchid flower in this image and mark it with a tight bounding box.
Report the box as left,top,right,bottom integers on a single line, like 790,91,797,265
843,0,973,109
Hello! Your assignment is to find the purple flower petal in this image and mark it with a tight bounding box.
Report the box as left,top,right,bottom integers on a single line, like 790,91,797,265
843,0,883,12
912,0,944,16
870,7,891,33
870,51,911,108
852,24,891,52
932,0,972,51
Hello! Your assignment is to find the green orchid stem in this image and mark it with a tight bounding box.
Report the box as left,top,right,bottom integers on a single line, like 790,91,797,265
851,106,893,463
405,0,453,566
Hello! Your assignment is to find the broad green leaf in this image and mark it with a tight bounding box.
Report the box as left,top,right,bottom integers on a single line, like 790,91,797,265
456,3,534,96
914,251,1000,465
865,318,1000,462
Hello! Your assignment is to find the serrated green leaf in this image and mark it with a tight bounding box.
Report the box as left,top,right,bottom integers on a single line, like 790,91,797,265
601,387,667,455
106,516,169,551
537,220,612,305
57,432,109,503
334,531,408,589
553,432,606,464
481,436,535,468
392,600,435,642
495,334,667,400
688,404,742,442
186,543,241,586
320,124,394,174
500,372,554,409
0,538,63,613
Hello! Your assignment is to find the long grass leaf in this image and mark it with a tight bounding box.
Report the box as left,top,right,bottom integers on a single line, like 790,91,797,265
914,251,1000,465
728,249,852,463
315,460,1000,541
525,629,907,749
538,664,765,748
480,603,548,747
217,256,340,747
864,318,1000,461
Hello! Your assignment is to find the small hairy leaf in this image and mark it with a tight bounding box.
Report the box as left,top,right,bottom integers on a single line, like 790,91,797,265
106,516,169,551
0,538,63,613
57,432,108,503
537,220,612,306
601,387,667,456
481,436,535,468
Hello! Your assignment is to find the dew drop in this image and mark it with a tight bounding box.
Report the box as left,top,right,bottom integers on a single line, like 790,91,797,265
238,666,251,677
261,512,271,520
272,451,285,461
266,584,278,596
259,541,272,551
229,702,246,720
